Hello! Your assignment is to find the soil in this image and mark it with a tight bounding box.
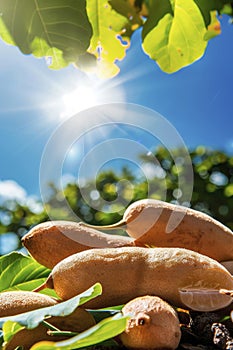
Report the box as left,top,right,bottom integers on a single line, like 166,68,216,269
178,305,233,350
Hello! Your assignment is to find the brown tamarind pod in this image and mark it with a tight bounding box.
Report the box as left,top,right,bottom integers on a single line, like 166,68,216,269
22,220,134,269
35,247,233,311
0,291,57,317
82,199,233,262
120,295,181,350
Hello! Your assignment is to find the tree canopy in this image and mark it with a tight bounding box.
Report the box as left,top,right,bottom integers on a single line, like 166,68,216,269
0,0,233,77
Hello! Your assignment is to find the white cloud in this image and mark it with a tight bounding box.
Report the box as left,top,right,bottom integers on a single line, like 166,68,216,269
0,180,27,204
0,180,44,213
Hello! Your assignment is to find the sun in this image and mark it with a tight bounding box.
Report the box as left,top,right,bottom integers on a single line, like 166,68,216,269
60,84,98,119
59,76,126,120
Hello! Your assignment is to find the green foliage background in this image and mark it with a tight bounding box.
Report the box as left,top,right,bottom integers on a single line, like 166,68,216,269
0,146,232,256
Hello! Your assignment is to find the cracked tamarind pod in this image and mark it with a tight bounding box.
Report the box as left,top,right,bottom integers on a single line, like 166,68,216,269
82,199,233,263
0,291,95,350
35,247,233,311
22,220,134,269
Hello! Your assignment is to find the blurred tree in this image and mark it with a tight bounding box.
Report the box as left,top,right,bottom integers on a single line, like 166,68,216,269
140,146,233,229
0,146,232,255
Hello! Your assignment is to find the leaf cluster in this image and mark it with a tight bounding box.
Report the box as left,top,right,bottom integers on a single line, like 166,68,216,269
0,1,233,76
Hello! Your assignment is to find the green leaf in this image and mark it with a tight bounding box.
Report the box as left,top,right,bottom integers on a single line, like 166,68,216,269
194,0,232,26
204,11,221,41
89,305,123,323
0,0,92,69
0,283,102,330
86,0,131,78
142,0,208,73
30,313,128,350
221,4,233,16
2,321,24,343
0,252,50,292
109,0,143,35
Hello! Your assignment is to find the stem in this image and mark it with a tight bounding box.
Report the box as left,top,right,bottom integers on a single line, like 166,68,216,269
42,321,60,332
33,275,54,292
42,321,78,338
80,220,126,231
33,282,47,293
47,330,78,337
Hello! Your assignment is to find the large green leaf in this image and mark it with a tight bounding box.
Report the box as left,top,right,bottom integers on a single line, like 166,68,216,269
0,0,92,69
0,283,102,330
86,0,131,78
0,252,50,292
30,313,128,350
142,0,208,73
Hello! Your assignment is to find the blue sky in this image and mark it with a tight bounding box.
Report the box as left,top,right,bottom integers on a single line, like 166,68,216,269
0,15,232,199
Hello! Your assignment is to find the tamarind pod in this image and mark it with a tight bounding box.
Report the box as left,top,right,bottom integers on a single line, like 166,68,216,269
37,247,233,311
0,291,56,350
0,291,95,350
0,291,57,317
82,199,233,262
22,221,134,269
120,295,181,350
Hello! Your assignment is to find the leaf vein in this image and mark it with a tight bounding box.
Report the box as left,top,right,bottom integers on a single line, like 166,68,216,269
33,0,60,66
11,0,18,38
38,4,89,23
45,31,84,44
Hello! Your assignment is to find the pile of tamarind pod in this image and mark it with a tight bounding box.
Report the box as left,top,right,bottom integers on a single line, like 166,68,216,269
23,199,233,270
22,199,233,310
18,199,233,349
